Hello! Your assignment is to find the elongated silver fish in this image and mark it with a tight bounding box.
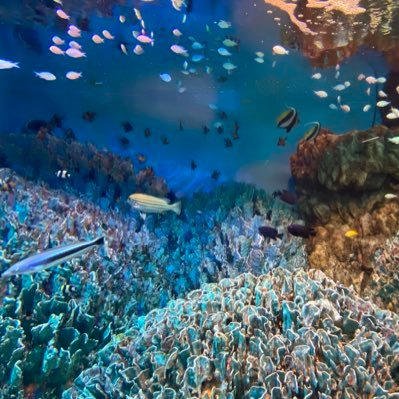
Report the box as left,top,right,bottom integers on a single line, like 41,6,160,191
1,236,104,278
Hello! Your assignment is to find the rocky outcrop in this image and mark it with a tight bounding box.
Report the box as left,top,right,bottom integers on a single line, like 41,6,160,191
291,126,399,307
0,133,168,208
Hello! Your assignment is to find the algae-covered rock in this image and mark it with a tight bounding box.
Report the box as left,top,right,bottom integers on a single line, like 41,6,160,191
290,126,399,305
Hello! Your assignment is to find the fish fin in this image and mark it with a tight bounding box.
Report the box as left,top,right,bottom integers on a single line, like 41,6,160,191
277,233,284,240
172,201,182,215
93,236,105,246
162,197,171,204
286,124,293,133
140,212,147,220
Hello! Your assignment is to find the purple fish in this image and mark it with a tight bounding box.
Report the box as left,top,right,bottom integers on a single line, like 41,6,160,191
259,226,283,240
287,224,315,238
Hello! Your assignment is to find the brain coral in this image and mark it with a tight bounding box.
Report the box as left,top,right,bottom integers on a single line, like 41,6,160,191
64,268,399,399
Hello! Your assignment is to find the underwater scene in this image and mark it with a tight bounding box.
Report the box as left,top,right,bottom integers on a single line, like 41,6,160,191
1,0,399,397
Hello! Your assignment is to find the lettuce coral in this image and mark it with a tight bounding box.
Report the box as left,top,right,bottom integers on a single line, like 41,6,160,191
64,268,398,398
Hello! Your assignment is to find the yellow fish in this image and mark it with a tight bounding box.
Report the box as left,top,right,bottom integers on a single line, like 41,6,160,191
344,229,359,238
128,193,181,215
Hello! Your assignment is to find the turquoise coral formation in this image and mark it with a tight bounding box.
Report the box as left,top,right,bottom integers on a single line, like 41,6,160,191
0,280,111,398
64,269,399,398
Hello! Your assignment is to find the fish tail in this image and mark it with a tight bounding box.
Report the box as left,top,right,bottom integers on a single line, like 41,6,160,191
172,201,182,215
93,236,105,246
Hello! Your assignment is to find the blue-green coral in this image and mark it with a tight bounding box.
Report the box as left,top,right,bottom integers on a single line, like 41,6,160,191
6,167,397,398
0,168,303,397
64,269,399,399
0,278,111,398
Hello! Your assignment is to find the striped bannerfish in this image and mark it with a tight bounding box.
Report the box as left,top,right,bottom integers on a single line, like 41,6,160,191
1,236,104,278
276,107,299,133
303,122,321,141
128,193,181,215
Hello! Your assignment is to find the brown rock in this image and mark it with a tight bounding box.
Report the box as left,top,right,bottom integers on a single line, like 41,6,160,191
291,125,399,299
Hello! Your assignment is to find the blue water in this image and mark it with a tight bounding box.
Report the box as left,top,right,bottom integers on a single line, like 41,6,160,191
0,0,389,194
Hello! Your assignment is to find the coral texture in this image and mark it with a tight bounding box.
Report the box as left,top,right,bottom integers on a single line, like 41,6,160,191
64,268,399,398
290,126,399,305
0,281,111,398
0,133,168,209
0,168,305,397
366,231,399,312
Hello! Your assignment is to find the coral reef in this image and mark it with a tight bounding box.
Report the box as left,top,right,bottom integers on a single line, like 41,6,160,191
0,133,168,209
1,161,397,398
64,268,399,398
365,231,399,311
290,126,399,305
0,168,304,397
0,280,111,398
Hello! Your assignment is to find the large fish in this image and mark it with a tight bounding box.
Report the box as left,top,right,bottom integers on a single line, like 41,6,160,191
129,193,181,215
1,236,104,278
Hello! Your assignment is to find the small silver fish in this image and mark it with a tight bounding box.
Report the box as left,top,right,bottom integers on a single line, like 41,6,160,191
1,236,104,277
